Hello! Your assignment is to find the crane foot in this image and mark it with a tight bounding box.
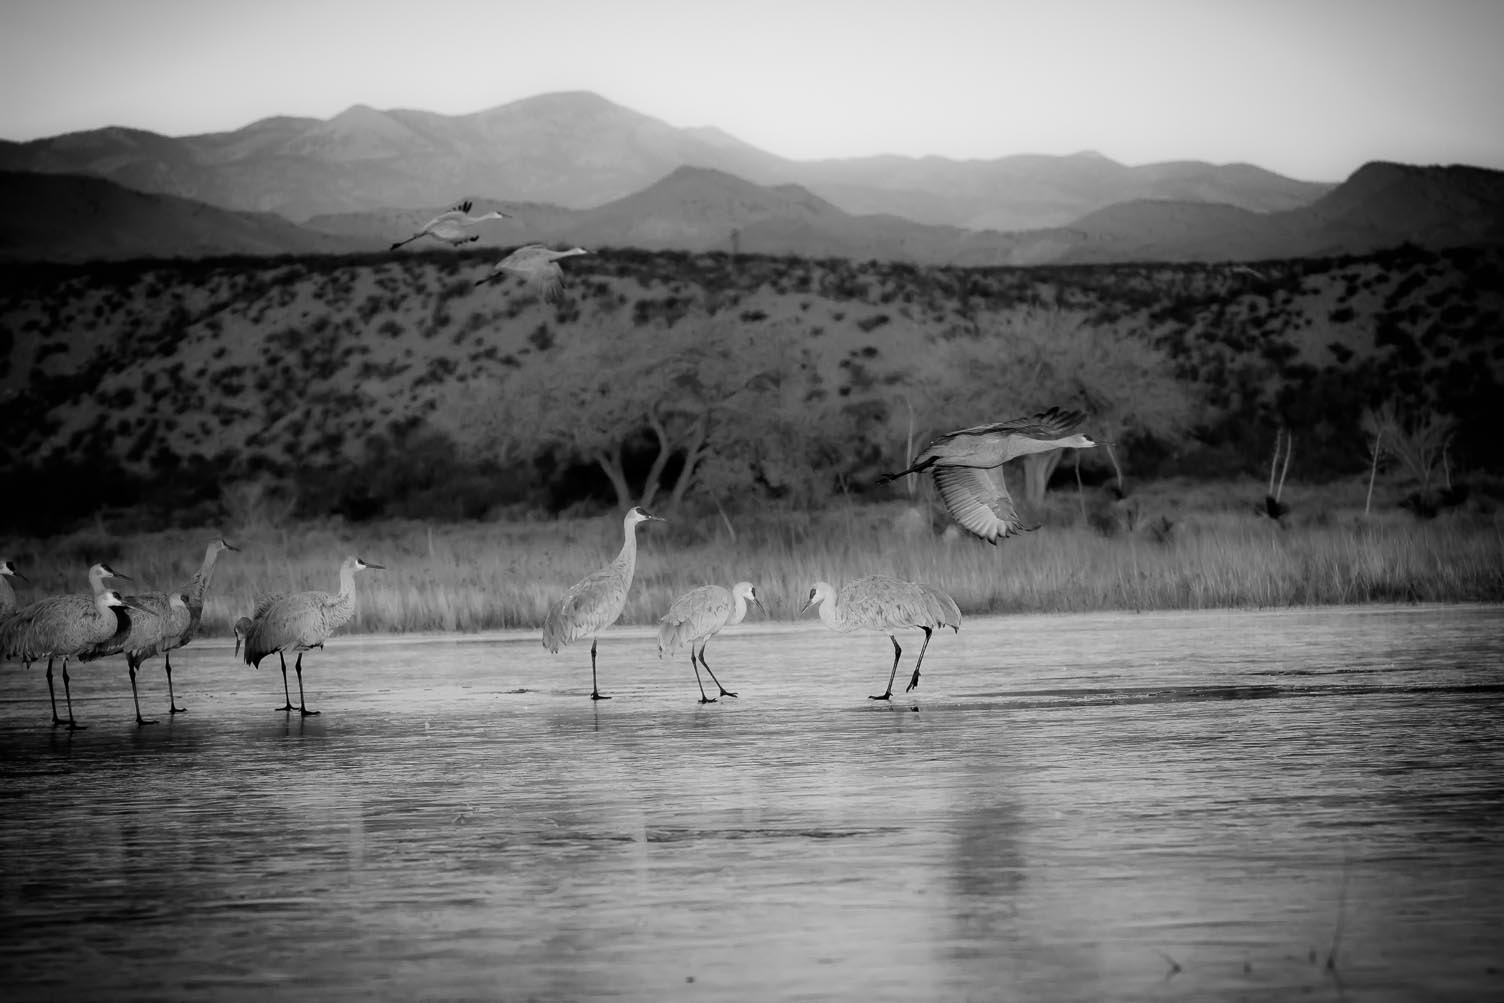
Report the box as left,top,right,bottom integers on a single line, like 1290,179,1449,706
591,692,611,700
868,692,893,702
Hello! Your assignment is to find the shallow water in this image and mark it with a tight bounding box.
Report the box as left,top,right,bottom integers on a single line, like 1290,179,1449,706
1,604,1502,1002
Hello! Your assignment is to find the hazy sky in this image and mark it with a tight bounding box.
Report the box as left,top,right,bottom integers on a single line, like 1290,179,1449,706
2,0,1500,181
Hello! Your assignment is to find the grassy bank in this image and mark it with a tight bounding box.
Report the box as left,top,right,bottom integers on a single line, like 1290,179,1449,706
6,478,1501,637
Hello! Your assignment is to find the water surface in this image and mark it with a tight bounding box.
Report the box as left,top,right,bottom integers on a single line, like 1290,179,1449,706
2,605,1501,1001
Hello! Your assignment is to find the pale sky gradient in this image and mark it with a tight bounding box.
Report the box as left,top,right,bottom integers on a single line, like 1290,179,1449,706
1,0,1500,181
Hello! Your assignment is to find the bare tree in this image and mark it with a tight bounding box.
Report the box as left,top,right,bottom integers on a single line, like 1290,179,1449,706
1360,402,1397,517
456,312,837,511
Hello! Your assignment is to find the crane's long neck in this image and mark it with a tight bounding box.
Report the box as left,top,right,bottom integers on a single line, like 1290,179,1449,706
817,593,847,631
0,575,15,614
727,592,748,628
91,591,118,625
88,566,108,596
188,545,222,605
1011,436,1070,461
611,525,640,583
337,565,359,599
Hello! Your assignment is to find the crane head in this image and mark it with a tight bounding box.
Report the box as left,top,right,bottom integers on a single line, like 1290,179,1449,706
93,562,132,583
0,560,25,582
733,581,764,614
798,582,832,616
626,507,665,527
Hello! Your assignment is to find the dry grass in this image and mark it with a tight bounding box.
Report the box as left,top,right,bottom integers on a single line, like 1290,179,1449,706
5,478,1501,639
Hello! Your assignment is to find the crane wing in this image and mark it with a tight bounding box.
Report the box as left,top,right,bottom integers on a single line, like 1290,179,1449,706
535,264,565,303
951,406,1087,442
932,465,1036,544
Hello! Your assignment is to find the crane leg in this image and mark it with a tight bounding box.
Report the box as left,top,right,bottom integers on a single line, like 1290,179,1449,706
130,658,158,726
690,648,715,703
905,627,934,693
870,636,902,701
589,638,610,700
295,652,319,716
164,651,186,714
59,658,86,730
699,644,737,698
45,656,67,726
276,652,295,711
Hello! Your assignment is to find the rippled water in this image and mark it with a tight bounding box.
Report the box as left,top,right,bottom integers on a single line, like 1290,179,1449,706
1,604,1501,1002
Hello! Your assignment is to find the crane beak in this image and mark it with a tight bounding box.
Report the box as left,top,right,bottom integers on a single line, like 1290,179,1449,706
8,570,27,584
797,598,816,616
224,541,242,552
362,561,386,571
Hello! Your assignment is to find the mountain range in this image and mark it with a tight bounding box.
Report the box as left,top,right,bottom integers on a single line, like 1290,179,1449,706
2,90,1502,265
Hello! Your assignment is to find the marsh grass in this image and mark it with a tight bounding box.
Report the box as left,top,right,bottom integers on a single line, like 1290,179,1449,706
7,479,1501,637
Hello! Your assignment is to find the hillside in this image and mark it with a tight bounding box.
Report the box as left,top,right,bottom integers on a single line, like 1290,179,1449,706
0,90,1331,227
5,160,1500,266
3,243,1499,532
0,170,365,262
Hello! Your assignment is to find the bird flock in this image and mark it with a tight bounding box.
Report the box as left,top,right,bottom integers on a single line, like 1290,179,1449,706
388,197,589,304
0,408,1094,726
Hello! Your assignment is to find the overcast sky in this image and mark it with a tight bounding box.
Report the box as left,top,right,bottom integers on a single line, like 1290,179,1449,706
2,0,1500,181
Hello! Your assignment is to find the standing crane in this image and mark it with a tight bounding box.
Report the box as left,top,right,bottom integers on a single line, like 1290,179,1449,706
0,586,147,728
156,537,239,713
799,576,961,701
76,538,239,720
542,507,664,700
389,200,511,250
657,581,764,703
0,559,28,617
241,556,384,716
80,591,191,725
475,244,589,303
879,407,1096,544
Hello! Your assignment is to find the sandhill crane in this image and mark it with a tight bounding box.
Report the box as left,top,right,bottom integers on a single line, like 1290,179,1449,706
75,538,239,719
542,507,664,700
154,537,238,713
80,592,190,725
475,244,589,303
241,556,383,715
0,560,28,617
389,200,511,250
799,576,961,701
0,588,146,728
657,581,764,703
232,587,284,659
879,407,1097,544
233,616,255,657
